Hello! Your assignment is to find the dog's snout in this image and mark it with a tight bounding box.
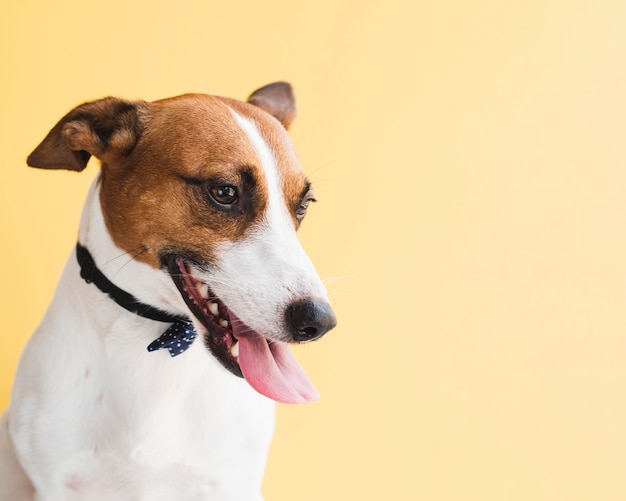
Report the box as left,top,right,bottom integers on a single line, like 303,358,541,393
287,300,337,342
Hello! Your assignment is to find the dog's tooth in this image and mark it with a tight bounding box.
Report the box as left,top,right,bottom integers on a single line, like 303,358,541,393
230,341,239,358
219,319,229,328
209,302,219,317
198,283,209,299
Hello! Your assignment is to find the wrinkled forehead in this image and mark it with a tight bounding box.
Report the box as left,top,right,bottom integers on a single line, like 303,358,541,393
144,94,307,195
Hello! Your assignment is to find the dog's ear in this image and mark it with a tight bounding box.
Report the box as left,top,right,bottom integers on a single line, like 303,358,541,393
247,82,297,130
27,97,149,172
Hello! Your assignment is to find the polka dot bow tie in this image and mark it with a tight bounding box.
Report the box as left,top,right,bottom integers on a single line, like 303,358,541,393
147,320,198,357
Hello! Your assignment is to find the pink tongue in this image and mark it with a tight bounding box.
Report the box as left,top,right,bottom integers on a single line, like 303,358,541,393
235,331,319,404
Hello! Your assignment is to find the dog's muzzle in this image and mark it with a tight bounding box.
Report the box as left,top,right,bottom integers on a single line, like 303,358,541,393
166,255,336,404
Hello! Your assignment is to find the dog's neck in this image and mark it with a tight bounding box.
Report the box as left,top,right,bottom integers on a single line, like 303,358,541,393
75,242,185,323
75,238,203,357
77,176,187,320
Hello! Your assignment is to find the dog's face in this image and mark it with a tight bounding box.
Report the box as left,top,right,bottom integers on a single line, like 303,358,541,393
27,83,336,404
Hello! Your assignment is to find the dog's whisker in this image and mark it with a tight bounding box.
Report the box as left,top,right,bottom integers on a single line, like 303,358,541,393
306,162,336,181
322,275,350,286
110,248,149,280
102,245,146,266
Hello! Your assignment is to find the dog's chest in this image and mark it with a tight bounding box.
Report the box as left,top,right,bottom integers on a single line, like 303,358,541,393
12,278,275,499
77,326,275,497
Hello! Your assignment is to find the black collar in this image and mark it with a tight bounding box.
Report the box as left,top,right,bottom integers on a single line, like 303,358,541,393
75,242,185,323
75,242,198,357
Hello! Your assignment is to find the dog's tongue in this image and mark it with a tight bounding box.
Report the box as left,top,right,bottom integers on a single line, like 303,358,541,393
234,329,319,404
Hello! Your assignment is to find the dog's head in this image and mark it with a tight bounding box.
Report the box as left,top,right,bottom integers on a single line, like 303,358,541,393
27,82,336,404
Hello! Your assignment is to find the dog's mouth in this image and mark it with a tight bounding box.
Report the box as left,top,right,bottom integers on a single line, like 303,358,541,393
167,256,319,404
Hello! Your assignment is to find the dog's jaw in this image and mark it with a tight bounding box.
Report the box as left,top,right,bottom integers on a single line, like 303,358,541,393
167,255,320,404
167,256,241,375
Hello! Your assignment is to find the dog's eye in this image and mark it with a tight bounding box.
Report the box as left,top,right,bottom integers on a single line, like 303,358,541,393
209,185,238,206
297,196,316,220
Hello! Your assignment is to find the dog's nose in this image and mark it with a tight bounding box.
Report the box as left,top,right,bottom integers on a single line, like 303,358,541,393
287,300,337,342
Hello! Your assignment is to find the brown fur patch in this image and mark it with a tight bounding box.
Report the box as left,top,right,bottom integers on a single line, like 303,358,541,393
99,94,308,269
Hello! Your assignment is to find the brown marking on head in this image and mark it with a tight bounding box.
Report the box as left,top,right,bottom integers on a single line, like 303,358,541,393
26,84,312,269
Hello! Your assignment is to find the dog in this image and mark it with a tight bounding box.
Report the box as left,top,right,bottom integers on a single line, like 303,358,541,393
0,82,336,500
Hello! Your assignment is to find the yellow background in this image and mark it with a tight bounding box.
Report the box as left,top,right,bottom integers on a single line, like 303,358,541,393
2,1,626,499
